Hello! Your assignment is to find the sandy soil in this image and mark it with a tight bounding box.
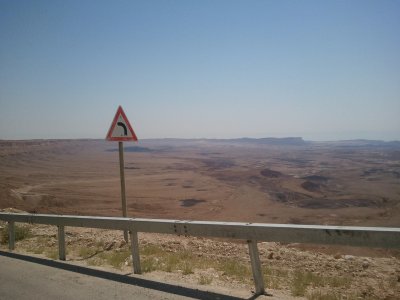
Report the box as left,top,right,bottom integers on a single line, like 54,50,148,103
1,139,399,227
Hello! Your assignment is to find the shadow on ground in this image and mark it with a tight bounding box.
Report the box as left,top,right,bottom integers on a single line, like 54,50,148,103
0,251,262,300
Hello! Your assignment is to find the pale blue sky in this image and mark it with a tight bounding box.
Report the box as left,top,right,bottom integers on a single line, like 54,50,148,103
1,0,399,141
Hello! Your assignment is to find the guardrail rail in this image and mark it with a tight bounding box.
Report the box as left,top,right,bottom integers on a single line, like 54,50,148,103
1,212,399,295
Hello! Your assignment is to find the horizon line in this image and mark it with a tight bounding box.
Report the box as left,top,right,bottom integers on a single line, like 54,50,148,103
1,137,399,143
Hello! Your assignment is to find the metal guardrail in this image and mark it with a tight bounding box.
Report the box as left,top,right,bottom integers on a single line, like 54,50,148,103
1,212,400,295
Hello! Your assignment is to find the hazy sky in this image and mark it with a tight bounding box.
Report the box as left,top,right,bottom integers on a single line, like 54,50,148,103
1,0,399,141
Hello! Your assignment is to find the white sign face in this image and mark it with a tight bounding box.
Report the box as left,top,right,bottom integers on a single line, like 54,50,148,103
109,114,135,138
106,106,138,141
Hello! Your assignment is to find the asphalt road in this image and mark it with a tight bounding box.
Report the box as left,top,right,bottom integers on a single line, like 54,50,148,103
0,252,247,300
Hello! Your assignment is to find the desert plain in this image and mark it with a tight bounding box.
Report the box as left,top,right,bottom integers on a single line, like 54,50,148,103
1,138,399,299
1,138,399,227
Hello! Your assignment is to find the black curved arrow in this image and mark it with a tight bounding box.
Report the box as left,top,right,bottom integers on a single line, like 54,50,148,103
117,122,128,136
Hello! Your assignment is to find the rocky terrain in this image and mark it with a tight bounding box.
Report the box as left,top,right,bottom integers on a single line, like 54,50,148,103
1,209,399,299
0,139,399,299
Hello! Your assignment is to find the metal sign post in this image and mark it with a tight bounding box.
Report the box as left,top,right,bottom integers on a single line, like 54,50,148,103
118,141,128,241
106,106,138,242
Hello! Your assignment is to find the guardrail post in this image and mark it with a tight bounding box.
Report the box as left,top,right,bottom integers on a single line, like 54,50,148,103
58,225,66,261
247,239,265,295
130,230,141,274
8,221,15,251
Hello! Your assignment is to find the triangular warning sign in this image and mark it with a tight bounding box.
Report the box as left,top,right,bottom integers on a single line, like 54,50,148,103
106,106,138,141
